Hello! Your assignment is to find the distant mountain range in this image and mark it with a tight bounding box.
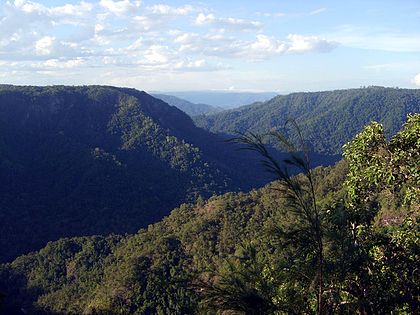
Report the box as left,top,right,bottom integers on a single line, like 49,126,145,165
194,87,420,154
150,91,278,108
151,93,222,116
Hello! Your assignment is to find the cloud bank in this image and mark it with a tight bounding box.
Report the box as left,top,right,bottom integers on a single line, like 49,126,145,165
413,73,420,87
0,0,339,88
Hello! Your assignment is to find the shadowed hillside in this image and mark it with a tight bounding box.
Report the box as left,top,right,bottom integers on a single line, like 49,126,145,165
1,113,418,313
0,85,283,263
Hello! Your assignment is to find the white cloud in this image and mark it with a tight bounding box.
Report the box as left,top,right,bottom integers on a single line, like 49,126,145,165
195,13,263,31
259,8,326,18
130,5,197,34
9,0,93,18
174,31,235,54
92,23,131,45
99,0,141,15
309,8,326,15
173,33,337,60
43,58,85,69
257,12,286,17
413,73,420,87
0,0,95,56
142,45,169,65
174,59,207,69
172,59,228,72
132,15,161,32
12,0,45,14
49,1,93,17
0,56,87,75
127,38,143,50
35,36,55,55
286,34,335,53
174,33,199,44
247,35,285,55
147,4,194,16
0,0,338,86
92,41,225,73
245,34,337,58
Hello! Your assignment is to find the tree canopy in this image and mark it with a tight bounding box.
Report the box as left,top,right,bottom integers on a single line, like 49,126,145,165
1,114,418,314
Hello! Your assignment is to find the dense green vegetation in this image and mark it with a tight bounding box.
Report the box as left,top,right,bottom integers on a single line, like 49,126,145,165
1,85,290,263
151,94,222,116
194,87,420,154
1,114,418,314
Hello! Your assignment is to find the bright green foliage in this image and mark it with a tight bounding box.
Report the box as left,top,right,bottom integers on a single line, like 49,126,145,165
337,114,420,314
343,121,388,212
389,114,420,206
343,113,419,217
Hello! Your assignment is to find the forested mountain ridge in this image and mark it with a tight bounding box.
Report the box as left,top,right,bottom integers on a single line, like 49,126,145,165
0,85,279,263
151,93,222,116
0,114,418,314
194,87,420,154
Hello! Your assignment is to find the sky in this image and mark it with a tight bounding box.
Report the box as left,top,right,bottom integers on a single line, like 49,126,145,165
1,0,420,93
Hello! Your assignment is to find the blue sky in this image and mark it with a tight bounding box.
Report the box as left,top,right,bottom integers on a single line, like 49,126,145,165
1,0,420,92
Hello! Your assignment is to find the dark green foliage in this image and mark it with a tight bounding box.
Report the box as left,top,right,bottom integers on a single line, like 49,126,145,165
0,85,283,263
229,124,327,314
197,244,278,315
0,163,347,314
0,90,418,314
0,235,122,315
194,87,420,154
